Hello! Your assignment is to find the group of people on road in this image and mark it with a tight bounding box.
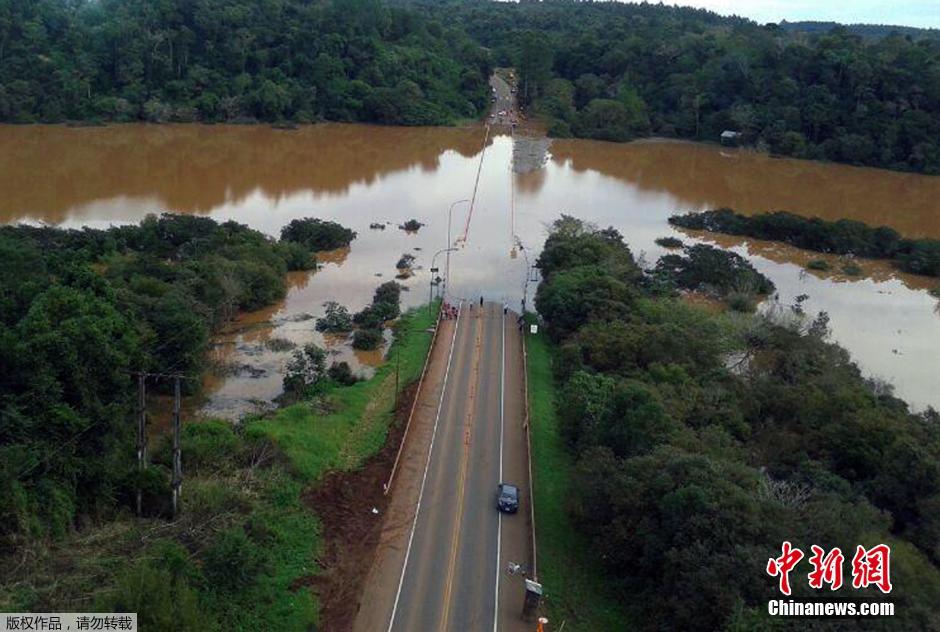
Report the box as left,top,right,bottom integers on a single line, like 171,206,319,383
441,302,459,320
440,298,527,332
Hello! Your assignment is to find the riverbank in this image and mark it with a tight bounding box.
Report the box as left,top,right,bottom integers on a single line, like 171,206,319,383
0,303,439,629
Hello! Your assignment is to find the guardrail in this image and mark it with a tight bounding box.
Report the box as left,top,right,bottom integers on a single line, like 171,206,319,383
383,300,445,495
521,320,538,581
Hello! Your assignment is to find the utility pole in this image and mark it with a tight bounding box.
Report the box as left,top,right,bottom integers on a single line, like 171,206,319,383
171,376,182,519
136,373,147,517
394,343,401,410
446,199,469,295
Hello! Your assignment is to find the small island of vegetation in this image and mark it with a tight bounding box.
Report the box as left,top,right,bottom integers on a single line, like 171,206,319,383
670,208,940,277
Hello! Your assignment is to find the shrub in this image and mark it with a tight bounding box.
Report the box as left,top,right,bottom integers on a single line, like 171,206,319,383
396,253,416,269
655,236,684,248
275,241,316,271
279,218,356,251
201,526,269,592
841,261,863,276
653,244,774,297
806,259,830,271
726,291,757,312
328,361,360,385
315,301,353,333
399,219,424,232
181,421,241,471
97,543,212,629
352,328,384,350
282,344,327,396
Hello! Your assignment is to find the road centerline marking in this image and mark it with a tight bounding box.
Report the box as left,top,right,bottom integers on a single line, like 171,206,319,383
439,308,484,630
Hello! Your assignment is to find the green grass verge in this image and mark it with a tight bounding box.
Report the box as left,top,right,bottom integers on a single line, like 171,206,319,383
248,302,440,482
526,324,635,630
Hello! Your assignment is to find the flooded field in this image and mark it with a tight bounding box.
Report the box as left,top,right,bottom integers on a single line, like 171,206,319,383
1,123,938,413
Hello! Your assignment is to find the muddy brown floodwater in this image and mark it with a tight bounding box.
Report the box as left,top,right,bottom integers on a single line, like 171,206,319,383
1,123,938,413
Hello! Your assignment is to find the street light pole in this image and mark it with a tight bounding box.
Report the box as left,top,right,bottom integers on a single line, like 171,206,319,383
446,199,469,297
430,247,457,314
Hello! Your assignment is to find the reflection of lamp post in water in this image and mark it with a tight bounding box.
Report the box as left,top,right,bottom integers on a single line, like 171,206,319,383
446,199,469,295
430,247,457,314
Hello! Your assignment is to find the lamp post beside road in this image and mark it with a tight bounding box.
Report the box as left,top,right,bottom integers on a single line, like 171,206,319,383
446,199,469,295
430,247,457,314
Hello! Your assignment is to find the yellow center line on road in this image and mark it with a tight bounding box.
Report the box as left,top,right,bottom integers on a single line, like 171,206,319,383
438,307,485,631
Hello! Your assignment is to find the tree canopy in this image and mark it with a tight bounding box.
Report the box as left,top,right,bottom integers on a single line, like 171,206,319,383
533,216,940,629
406,0,940,173
0,0,491,125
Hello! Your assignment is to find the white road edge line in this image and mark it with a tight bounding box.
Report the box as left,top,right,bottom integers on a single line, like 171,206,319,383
387,303,462,632
494,307,506,632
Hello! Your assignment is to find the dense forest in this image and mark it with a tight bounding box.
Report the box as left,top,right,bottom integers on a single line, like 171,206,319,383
402,0,940,173
534,216,940,630
3,1,940,172
671,208,940,277
0,214,360,539
0,0,491,125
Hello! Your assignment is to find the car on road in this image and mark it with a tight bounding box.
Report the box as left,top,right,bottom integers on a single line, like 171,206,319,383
496,483,519,513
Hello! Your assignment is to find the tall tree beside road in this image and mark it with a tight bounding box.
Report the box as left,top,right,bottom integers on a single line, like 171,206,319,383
517,30,554,106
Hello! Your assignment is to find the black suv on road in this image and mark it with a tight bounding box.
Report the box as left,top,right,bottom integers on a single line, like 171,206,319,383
496,483,519,513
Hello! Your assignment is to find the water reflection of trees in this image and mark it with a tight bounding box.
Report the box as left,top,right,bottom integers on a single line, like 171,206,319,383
551,140,940,239
678,228,938,294
0,124,491,222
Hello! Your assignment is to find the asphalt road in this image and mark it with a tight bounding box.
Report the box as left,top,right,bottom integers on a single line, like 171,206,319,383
385,302,530,632
490,73,516,126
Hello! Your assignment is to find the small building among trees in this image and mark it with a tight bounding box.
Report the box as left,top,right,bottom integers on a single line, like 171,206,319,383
720,130,741,147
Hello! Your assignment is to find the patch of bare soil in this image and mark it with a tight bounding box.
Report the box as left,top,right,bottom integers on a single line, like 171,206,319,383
298,381,420,632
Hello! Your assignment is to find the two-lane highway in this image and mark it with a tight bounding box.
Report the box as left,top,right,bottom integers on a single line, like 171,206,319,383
386,301,527,632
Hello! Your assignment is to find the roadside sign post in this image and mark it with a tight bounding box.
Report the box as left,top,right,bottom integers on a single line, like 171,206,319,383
522,579,543,621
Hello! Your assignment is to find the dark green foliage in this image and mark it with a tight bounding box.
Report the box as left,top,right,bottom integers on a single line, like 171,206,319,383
653,243,775,296
531,215,940,630
400,219,424,232
396,253,416,269
807,259,831,271
354,281,403,328
654,236,684,249
0,214,314,539
671,208,940,277
328,361,360,386
282,344,328,397
280,218,356,252
202,526,270,593
352,328,385,351
96,542,213,629
316,301,354,333
0,0,491,126
407,0,940,173
841,261,863,276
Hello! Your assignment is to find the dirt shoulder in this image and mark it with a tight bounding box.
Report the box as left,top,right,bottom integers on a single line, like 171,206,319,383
299,380,417,630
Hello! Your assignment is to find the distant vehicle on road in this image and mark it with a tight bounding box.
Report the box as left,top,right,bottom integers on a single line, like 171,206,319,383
510,88,517,94
496,483,519,513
